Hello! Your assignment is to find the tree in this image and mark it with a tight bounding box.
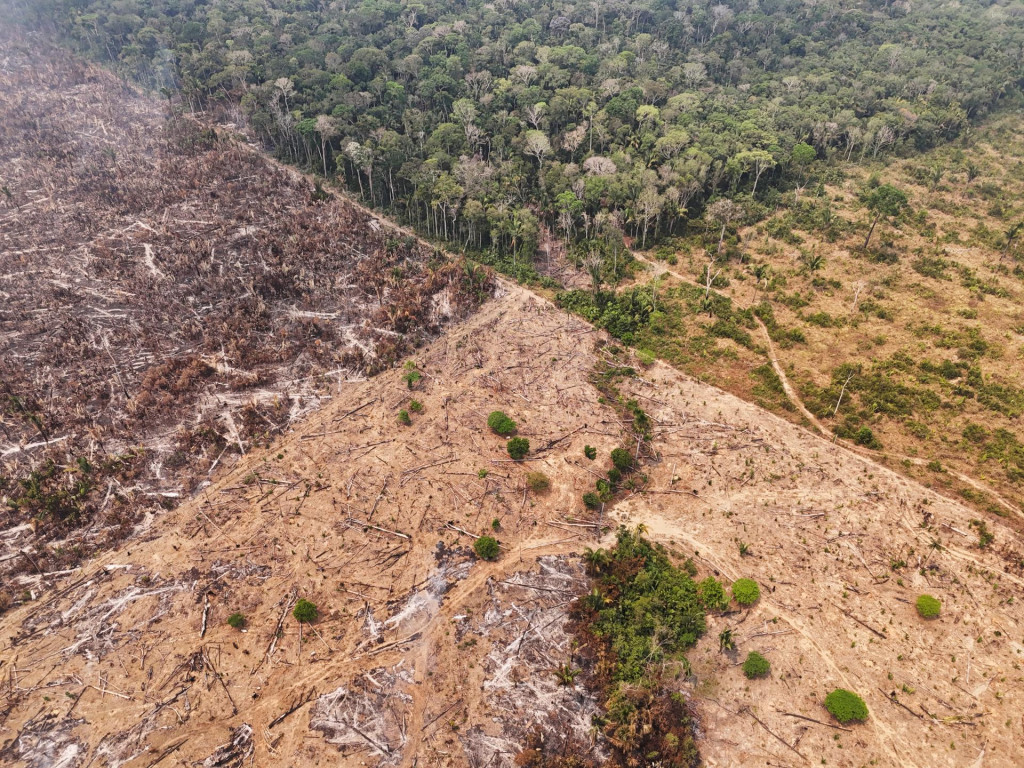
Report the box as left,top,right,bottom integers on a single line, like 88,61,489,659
733,149,776,194
314,115,338,178
523,130,552,167
707,199,743,256
862,184,908,250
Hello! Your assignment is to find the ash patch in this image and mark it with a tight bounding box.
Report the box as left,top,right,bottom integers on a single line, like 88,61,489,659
201,724,254,768
460,556,605,768
0,714,85,768
309,662,414,765
382,541,473,634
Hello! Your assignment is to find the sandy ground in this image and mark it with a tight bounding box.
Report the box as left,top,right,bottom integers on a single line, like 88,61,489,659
0,282,1021,767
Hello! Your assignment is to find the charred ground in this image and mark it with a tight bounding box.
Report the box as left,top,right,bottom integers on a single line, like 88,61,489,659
0,30,489,585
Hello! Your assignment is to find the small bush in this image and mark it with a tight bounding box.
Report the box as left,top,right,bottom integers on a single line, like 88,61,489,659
607,467,622,485
409,399,424,413
487,410,517,436
637,348,656,366
227,612,246,630
473,535,500,560
583,445,597,460
507,437,530,460
526,471,550,492
697,576,729,611
853,426,882,450
402,361,421,389
742,651,771,679
397,409,411,425
292,599,318,623
732,578,761,606
582,491,601,509
916,594,941,618
610,447,635,473
824,688,869,723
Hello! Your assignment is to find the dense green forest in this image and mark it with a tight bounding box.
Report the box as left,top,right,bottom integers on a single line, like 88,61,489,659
20,0,1024,275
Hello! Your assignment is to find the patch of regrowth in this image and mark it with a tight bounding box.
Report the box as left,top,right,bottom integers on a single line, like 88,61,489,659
916,594,941,618
526,471,550,492
610,447,635,473
402,361,421,389
487,410,517,436
732,578,761,606
227,612,246,629
397,409,411,426
583,445,597,460
507,437,530,460
409,399,424,413
293,599,318,623
742,651,771,679
697,577,729,612
473,535,500,560
824,688,869,724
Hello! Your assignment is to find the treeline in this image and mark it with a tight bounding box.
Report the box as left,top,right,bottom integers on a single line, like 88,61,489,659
20,0,1024,272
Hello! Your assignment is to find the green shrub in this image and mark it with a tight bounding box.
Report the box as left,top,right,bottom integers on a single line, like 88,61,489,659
916,594,941,618
637,348,656,366
507,437,530,460
731,578,760,606
526,471,550,492
473,535,500,560
402,361,421,389
742,651,771,679
610,448,635,473
853,426,882,449
227,612,246,629
824,688,869,723
487,410,517,436
409,399,424,413
397,409,411,425
607,467,622,485
292,599,318,623
583,445,597,460
582,492,601,509
696,577,729,611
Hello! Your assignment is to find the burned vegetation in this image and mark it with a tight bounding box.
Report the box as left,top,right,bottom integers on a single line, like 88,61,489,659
0,31,491,588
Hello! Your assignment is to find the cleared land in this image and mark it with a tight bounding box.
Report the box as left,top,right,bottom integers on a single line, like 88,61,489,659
0,30,486,584
1,27,1023,768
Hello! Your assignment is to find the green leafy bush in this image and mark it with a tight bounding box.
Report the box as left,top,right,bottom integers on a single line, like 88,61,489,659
696,576,729,611
473,535,500,560
582,492,601,509
742,651,771,679
916,594,941,618
409,399,424,413
397,409,411,425
507,437,530,460
583,445,597,460
402,361,421,389
731,578,760,606
610,448,635,473
824,689,869,723
526,471,550,492
487,410,517,436
292,599,318,623
227,612,246,629
576,527,706,682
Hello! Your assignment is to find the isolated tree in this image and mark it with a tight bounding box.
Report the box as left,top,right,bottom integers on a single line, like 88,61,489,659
862,184,908,250
1002,222,1023,261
